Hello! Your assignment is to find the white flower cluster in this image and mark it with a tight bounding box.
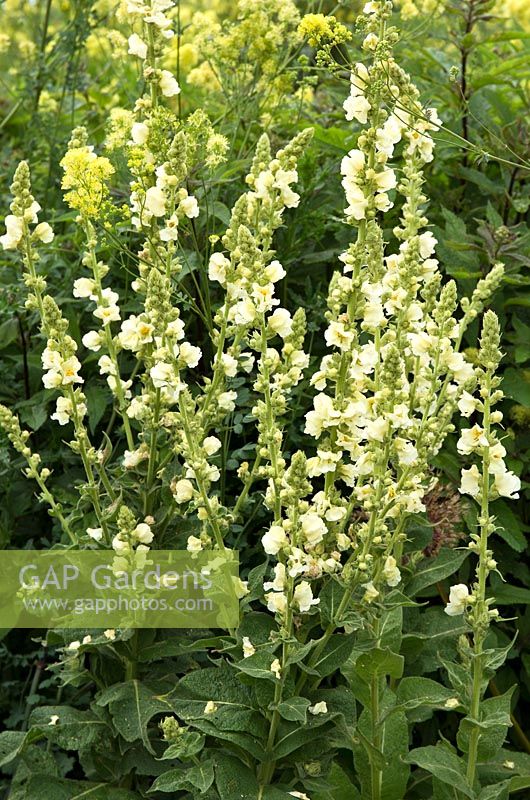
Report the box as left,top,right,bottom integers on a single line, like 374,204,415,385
0,203,53,251
130,165,198,232
166,132,311,554
122,283,201,429
124,0,175,39
122,0,180,97
124,0,180,98
290,0,504,608
458,428,520,500
341,61,441,224
457,309,520,502
112,507,154,573
0,159,54,252
445,583,470,616
442,310,515,626
42,346,83,391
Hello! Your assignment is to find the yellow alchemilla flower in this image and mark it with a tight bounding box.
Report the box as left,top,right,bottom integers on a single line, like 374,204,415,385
164,40,199,73
298,13,332,45
298,13,351,47
397,0,440,18
498,0,530,26
60,147,115,217
187,61,221,90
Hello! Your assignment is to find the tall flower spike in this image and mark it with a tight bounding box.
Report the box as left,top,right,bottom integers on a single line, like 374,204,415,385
300,0,504,603
451,310,517,786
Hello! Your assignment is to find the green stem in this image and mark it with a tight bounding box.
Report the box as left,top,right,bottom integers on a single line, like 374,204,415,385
22,656,44,731
370,617,383,800
144,388,161,516
260,316,282,522
258,592,294,788
297,582,354,694
370,673,382,800
34,470,77,544
66,386,110,542
83,222,134,451
466,371,492,787
33,0,53,111
125,631,138,680
146,22,158,109
232,452,262,520
179,393,226,552
22,232,110,538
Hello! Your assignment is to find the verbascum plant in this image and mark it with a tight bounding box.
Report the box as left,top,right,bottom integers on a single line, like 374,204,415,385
0,1,523,799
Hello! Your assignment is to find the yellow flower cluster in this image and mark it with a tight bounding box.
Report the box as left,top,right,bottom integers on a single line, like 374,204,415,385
105,108,134,151
510,404,530,428
187,0,301,92
398,0,530,25
502,0,530,26
298,13,352,47
397,0,440,18
60,147,115,217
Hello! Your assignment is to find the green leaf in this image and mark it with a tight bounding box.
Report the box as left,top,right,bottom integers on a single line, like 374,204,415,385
355,728,385,770
18,401,48,431
8,743,58,797
318,580,347,626
138,634,228,661
395,677,455,718
488,582,530,605
149,760,214,793
473,54,530,88
355,648,404,681
275,696,310,723
316,685,357,731
458,168,503,197
210,201,231,226
432,776,459,800
233,651,280,682
483,30,530,42
502,368,530,407
30,706,109,752
354,693,409,800
508,775,530,792
404,745,474,798
237,612,277,644
491,499,528,553
442,659,471,695
441,207,469,239
158,731,205,761
478,780,510,800
0,731,29,767
19,776,139,800
313,763,360,800
0,318,19,350
284,639,314,667
457,688,514,761
84,383,111,434
311,125,351,151
378,605,403,652
182,720,266,760
406,549,469,595
96,680,176,754
311,634,355,677
177,663,254,705
170,665,267,759
272,717,335,760
482,636,516,677
213,752,260,799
